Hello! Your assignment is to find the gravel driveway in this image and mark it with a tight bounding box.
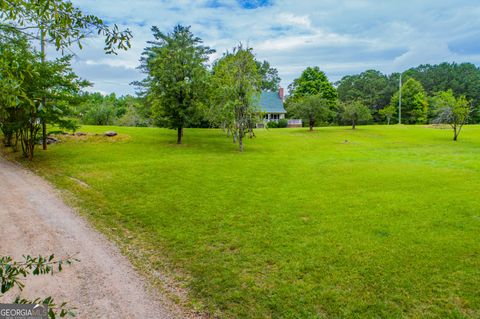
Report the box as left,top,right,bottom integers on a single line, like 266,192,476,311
0,157,186,318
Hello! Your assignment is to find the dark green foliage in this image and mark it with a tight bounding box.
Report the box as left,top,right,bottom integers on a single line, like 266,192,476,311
255,60,281,91
0,0,132,54
1,0,133,149
340,100,372,129
338,63,480,124
277,118,288,128
336,70,392,121
288,66,338,104
78,93,116,125
391,78,428,124
404,63,480,104
0,31,86,159
136,25,214,144
266,121,278,128
288,95,333,130
0,34,34,149
73,92,147,126
116,106,151,127
211,45,261,151
404,63,480,122
1,254,78,318
379,104,396,125
83,103,116,125
431,90,472,141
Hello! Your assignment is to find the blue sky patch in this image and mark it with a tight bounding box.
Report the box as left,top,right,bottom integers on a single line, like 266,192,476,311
71,0,480,95
237,0,272,9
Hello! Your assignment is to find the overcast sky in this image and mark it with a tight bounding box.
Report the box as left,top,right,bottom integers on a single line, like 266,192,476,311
66,0,480,95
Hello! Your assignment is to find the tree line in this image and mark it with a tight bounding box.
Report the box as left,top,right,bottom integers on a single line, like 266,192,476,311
62,61,478,142
131,26,477,147
80,52,478,146
336,64,480,123
1,1,478,160
0,0,131,160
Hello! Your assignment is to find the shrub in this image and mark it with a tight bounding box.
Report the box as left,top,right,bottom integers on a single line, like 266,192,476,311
267,121,278,128
116,106,151,127
82,103,116,125
277,119,288,128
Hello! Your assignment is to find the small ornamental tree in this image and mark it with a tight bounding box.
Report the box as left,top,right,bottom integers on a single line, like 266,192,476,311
379,105,396,125
432,90,472,141
136,25,214,144
341,100,372,129
211,45,261,151
289,95,332,131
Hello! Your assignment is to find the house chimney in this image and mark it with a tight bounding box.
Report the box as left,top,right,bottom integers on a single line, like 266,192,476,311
278,87,284,101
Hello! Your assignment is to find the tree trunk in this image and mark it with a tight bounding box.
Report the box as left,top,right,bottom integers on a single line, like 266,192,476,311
387,118,391,125
12,131,19,152
40,28,47,151
352,120,356,130
42,118,47,150
239,126,244,152
177,126,183,144
309,118,314,131
453,126,458,141
3,131,12,147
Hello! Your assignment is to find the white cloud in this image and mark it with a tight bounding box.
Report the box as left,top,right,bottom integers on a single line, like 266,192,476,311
66,0,480,95
277,13,312,29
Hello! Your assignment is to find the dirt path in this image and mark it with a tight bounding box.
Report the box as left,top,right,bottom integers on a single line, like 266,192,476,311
0,158,187,318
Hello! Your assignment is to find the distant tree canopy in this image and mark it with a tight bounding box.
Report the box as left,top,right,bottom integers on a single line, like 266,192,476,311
336,70,393,120
404,63,480,105
337,63,480,124
288,66,338,103
405,63,480,122
390,78,428,124
255,60,281,92
73,93,146,127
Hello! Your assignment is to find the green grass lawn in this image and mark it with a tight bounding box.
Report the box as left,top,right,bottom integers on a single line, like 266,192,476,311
11,125,480,318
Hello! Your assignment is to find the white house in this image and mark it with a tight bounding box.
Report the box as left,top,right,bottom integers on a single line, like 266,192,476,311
256,88,287,127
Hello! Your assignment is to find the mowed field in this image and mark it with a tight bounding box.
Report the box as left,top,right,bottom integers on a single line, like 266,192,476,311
14,125,480,318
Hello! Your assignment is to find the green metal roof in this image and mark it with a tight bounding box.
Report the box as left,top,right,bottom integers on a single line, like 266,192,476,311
256,91,286,114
